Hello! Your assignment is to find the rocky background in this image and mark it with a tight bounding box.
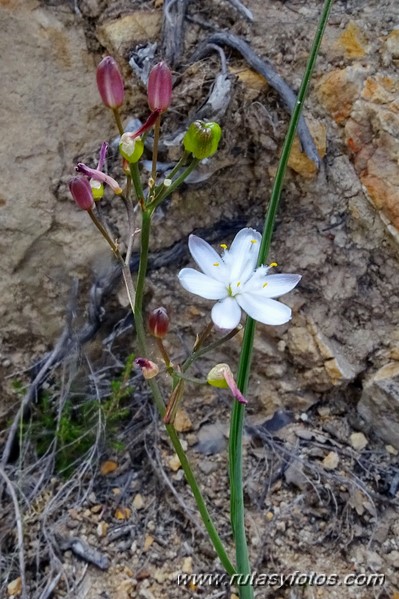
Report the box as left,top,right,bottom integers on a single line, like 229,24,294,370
1,0,399,598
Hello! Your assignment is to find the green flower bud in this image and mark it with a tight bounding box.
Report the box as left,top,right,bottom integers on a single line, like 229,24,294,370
119,133,144,163
183,120,222,160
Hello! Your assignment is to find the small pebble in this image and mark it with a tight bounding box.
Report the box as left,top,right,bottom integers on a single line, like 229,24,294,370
322,451,339,470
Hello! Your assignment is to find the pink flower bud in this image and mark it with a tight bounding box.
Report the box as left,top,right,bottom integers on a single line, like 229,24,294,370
69,177,94,211
96,56,124,109
147,62,172,113
148,307,170,339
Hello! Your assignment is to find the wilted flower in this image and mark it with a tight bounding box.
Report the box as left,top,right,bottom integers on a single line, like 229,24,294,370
178,228,301,330
119,132,144,164
147,62,172,113
207,364,247,404
69,176,94,211
183,121,222,160
134,357,159,379
76,163,122,195
96,56,124,109
148,307,170,339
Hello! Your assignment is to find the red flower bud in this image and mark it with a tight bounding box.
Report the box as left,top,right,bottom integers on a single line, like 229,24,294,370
148,307,170,339
69,177,94,211
96,56,124,109
147,62,172,113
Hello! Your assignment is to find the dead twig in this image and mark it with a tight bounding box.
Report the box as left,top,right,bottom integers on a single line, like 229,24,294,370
192,31,320,166
224,0,253,21
57,536,110,570
0,466,28,599
38,572,62,599
162,0,189,67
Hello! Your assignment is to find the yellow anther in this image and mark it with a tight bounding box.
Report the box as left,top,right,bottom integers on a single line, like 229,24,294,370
250,239,257,244
220,243,227,250
236,281,241,287
263,282,268,288
269,262,278,267
213,262,220,267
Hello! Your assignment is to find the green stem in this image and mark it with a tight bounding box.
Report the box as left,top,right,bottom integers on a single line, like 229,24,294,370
149,158,200,211
129,162,145,204
122,186,137,266
182,326,242,373
112,108,124,136
88,208,136,314
87,208,119,255
229,2,334,597
151,113,161,183
156,338,172,368
133,209,236,576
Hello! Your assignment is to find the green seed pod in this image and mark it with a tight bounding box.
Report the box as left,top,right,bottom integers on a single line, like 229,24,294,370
183,120,222,160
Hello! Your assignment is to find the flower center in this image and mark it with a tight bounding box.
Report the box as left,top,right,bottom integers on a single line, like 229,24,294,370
227,281,242,298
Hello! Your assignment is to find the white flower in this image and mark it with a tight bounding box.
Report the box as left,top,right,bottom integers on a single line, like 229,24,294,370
178,228,301,329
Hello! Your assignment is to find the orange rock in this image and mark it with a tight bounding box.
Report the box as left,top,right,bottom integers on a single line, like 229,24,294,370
316,66,368,123
335,21,368,59
361,174,399,230
361,75,399,104
100,460,118,475
115,507,132,520
288,119,327,178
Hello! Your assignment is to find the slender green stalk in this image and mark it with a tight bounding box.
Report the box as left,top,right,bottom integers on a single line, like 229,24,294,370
132,207,235,575
150,158,200,211
112,108,124,136
182,326,242,373
87,208,119,254
229,2,334,597
129,162,145,205
151,113,162,183
88,208,137,315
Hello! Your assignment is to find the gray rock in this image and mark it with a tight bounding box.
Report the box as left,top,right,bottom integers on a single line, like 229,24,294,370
358,363,399,449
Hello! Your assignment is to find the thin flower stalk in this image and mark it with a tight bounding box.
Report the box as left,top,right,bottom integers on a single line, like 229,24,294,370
131,208,235,575
229,2,334,597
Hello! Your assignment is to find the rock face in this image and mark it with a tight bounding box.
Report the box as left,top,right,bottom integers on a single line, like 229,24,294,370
0,0,108,344
358,363,399,449
317,57,399,240
1,0,399,452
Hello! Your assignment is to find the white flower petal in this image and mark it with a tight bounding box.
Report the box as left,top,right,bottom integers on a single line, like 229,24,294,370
245,273,301,297
188,235,229,281
226,228,262,281
237,294,292,325
178,268,227,300
211,297,242,329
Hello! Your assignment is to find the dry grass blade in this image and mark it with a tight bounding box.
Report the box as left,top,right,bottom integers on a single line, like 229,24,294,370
0,466,28,599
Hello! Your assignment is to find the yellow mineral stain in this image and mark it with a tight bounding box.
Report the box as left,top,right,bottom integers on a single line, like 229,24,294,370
336,21,367,59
